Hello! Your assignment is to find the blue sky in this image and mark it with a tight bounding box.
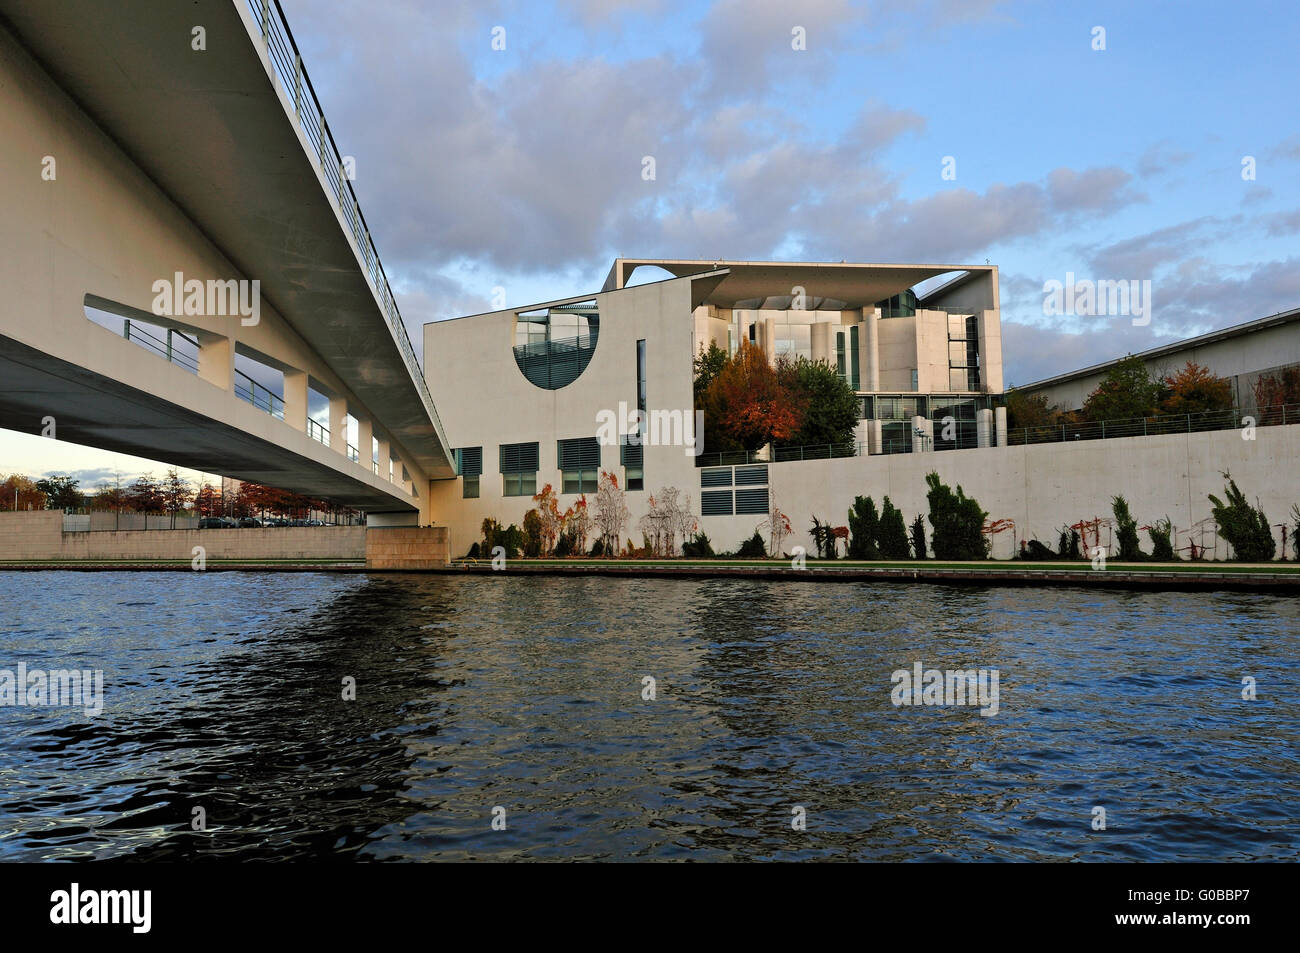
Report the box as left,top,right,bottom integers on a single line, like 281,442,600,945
5,0,1299,488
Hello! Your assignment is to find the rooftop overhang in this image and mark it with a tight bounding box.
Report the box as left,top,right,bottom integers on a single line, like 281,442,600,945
0,0,452,477
604,258,994,310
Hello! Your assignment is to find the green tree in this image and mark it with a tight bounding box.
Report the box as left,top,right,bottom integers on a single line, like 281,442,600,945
909,514,928,559
925,472,988,560
1147,517,1175,561
774,356,859,450
522,508,543,558
693,341,729,410
847,495,880,559
1111,495,1145,560
1081,354,1161,422
878,497,911,558
1208,474,1276,562
35,474,83,511
1004,388,1060,429
1056,527,1081,559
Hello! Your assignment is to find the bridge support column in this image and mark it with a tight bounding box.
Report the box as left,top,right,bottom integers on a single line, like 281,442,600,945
358,416,373,470
283,369,307,432
197,333,233,391
328,396,347,455
995,406,1008,447
376,435,392,481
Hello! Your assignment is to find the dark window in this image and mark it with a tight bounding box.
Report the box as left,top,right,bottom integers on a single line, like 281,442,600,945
734,487,769,515
620,438,644,491
701,490,733,516
636,339,647,414
500,442,539,496
462,475,480,498
734,464,768,486
700,467,732,488
558,437,600,494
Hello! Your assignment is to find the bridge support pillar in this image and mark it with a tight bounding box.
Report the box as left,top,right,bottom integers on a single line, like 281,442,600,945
283,369,308,432
364,525,449,570
197,333,233,391
358,416,373,469
328,395,347,455
376,435,392,481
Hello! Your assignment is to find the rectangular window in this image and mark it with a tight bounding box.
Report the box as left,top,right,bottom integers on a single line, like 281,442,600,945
455,447,483,498
734,464,768,486
735,487,769,515
836,331,846,381
503,472,536,497
620,439,644,491
636,339,647,414
558,437,600,494
701,489,733,516
700,467,732,488
849,325,860,390
500,441,539,497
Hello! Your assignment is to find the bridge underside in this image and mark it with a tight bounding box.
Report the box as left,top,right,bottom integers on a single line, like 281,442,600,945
0,335,417,513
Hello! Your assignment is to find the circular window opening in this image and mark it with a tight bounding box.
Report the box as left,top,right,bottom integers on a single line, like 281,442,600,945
513,302,599,389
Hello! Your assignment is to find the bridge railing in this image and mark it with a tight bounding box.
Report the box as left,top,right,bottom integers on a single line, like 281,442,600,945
244,0,449,454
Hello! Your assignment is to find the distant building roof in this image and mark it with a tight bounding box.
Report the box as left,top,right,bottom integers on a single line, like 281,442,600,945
1020,307,1300,390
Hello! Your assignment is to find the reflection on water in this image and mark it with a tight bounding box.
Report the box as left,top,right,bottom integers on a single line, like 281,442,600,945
1,571,1296,861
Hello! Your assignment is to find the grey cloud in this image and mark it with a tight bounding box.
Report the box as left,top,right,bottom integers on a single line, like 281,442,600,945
1046,166,1139,213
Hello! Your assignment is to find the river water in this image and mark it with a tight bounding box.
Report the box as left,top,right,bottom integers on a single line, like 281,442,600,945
1,571,1296,861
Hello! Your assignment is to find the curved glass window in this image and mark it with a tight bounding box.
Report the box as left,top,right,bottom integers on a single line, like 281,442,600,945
875,290,918,318
513,302,599,389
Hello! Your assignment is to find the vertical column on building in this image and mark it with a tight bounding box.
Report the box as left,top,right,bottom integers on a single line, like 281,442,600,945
976,408,993,448
376,434,392,481
868,419,883,455
761,317,776,365
912,415,932,453
328,395,347,455
810,322,831,365
994,406,1008,447
283,369,308,432
862,307,880,391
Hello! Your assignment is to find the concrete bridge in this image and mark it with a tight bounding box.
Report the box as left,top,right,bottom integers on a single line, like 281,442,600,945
0,0,451,524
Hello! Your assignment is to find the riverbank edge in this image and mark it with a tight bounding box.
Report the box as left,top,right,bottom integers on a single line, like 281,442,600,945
2,559,1298,591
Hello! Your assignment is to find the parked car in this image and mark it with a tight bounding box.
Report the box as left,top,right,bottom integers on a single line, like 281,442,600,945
237,517,263,528
199,517,236,529
305,519,325,527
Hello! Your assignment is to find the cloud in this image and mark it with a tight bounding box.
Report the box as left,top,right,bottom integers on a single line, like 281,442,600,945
1046,166,1140,213
1085,217,1219,277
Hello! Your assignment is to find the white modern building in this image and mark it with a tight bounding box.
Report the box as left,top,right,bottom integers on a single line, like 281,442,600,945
423,259,1006,554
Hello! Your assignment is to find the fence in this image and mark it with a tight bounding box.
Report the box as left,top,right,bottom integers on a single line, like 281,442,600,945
64,513,200,532
693,402,1300,467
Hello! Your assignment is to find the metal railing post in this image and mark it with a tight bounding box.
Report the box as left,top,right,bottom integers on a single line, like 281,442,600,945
260,0,270,45
294,54,302,118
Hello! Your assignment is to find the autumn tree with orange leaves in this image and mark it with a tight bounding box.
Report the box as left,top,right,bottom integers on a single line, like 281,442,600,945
699,340,805,454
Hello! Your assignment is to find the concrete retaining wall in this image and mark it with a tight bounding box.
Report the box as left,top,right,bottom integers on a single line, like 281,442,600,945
364,526,450,569
0,511,365,560
432,423,1300,560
